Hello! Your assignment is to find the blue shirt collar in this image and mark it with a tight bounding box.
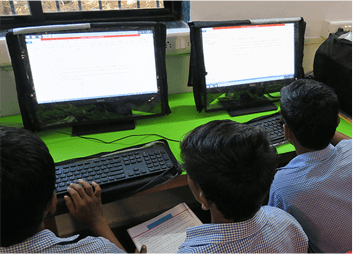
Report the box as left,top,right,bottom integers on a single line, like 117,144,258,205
284,144,335,167
183,207,268,243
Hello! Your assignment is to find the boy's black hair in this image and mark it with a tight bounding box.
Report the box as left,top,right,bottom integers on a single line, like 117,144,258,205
180,120,277,222
280,79,339,150
0,126,56,247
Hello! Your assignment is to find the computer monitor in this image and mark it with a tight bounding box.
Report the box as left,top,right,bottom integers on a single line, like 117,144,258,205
6,22,170,135
188,18,306,116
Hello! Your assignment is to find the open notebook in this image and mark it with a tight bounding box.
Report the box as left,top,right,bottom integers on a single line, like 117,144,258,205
127,203,202,253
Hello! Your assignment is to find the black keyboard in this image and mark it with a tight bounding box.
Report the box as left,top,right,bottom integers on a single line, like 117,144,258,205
247,113,287,146
55,140,178,196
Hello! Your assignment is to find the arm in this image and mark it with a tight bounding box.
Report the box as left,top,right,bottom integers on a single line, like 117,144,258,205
64,179,127,252
331,131,352,146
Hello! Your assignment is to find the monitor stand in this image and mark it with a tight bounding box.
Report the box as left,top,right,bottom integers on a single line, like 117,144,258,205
72,120,135,136
224,95,278,117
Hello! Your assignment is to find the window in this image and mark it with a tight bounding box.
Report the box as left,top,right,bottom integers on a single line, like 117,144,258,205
0,0,182,30
1,0,165,15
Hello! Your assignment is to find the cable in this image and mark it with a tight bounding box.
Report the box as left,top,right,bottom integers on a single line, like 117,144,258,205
130,165,181,196
266,94,281,100
52,130,180,144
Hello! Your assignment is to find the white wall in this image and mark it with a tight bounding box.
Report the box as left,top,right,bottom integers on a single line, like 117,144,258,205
190,1,352,38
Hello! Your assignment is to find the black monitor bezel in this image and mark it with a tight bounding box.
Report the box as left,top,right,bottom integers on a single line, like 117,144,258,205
188,18,306,113
7,22,170,133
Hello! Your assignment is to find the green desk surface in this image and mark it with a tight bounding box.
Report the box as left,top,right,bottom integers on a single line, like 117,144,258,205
1,92,352,169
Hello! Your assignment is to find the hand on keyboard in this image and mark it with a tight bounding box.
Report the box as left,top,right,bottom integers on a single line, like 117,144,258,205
64,179,127,251
64,179,103,226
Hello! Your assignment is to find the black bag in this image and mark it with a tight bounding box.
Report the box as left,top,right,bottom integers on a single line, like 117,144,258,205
314,29,352,115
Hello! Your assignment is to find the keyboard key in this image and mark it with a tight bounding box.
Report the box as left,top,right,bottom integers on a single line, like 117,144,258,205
247,114,286,146
149,167,160,172
108,171,124,177
116,174,126,179
57,187,67,192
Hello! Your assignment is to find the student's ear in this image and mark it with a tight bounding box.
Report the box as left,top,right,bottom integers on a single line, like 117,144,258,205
45,191,57,215
283,123,294,144
199,191,213,211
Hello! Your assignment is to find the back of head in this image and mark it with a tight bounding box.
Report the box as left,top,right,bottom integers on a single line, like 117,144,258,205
0,126,55,247
180,120,277,222
280,79,339,150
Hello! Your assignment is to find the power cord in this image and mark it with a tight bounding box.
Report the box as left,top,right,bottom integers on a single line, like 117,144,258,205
52,130,180,144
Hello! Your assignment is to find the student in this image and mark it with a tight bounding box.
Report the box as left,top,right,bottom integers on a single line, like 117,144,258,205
177,120,308,253
268,79,352,253
0,126,128,253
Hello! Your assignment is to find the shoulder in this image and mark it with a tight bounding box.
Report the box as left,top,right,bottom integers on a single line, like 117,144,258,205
78,236,126,254
262,205,294,219
262,206,307,236
270,166,295,191
336,139,352,151
67,236,125,253
262,206,301,229
260,206,308,251
0,231,124,253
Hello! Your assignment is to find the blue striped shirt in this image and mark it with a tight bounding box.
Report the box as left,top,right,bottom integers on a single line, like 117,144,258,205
268,139,352,253
0,229,125,253
177,206,308,253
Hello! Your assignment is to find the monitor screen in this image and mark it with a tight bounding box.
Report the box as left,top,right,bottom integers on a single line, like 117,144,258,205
7,22,169,135
25,30,158,104
188,18,305,115
202,23,295,89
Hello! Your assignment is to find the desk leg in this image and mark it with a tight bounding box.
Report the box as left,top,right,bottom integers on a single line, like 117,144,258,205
44,217,58,235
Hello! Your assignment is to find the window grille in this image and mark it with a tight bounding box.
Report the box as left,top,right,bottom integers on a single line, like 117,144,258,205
0,0,180,30
1,1,164,15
